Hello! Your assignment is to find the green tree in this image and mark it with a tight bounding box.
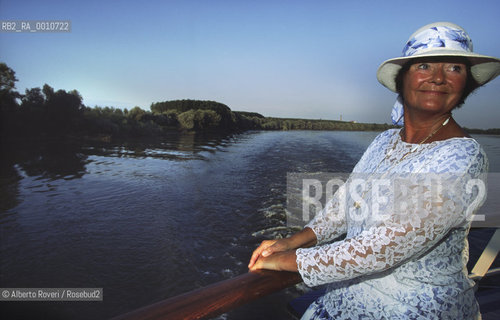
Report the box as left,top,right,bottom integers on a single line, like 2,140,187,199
151,99,235,130
21,87,45,111
43,84,85,134
0,63,21,112
128,106,146,121
19,87,46,134
42,84,54,101
177,109,222,131
0,63,22,136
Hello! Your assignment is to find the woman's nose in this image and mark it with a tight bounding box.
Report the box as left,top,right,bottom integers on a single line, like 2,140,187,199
430,65,446,84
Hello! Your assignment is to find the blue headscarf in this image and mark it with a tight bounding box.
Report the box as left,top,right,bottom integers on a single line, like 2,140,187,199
391,95,404,126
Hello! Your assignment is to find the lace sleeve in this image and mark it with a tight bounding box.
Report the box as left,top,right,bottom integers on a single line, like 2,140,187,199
302,132,394,244
305,184,348,245
296,140,488,287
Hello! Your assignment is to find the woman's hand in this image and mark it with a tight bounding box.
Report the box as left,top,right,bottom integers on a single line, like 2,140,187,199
248,227,316,271
248,238,291,270
248,249,298,272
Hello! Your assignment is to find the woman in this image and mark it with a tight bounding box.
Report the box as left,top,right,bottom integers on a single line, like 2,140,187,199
248,22,500,319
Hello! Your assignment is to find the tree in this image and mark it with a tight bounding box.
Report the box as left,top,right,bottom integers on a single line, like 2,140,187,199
0,63,22,136
0,62,21,112
42,84,54,101
150,99,235,129
177,109,222,131
128,106,146,121
21,87,45,111
17,87,46,134
43,84,85,134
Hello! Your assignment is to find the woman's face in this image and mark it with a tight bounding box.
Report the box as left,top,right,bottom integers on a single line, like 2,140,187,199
402,58,468,115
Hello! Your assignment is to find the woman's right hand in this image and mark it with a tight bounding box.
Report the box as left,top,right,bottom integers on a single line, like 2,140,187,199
248,238,291,269
247,227,317,270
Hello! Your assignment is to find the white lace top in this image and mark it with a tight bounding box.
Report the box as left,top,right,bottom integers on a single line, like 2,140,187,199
296,129,488,319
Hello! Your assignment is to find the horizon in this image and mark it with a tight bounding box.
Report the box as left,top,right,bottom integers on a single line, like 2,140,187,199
1,0,500,129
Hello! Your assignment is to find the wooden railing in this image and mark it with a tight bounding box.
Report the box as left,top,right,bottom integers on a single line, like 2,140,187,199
111,270,302,320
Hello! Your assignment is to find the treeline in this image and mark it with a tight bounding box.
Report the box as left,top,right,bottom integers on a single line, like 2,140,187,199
0,63,262,139
464,128,500,135
258,117,391,131
0,62,396,141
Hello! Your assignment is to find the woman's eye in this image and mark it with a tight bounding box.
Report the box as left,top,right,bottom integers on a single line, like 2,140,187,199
417,63,429,70
450,65,462,72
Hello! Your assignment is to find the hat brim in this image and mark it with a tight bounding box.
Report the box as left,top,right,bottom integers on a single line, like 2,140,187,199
377,50,500,92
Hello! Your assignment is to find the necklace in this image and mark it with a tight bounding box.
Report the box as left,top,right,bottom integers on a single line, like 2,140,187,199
353,116,451,209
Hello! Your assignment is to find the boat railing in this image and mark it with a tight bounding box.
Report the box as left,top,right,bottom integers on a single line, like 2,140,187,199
469,228,500,281
112,228,500,320
110,269,302,320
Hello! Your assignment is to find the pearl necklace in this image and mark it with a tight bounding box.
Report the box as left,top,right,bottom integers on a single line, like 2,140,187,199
353,116,451,209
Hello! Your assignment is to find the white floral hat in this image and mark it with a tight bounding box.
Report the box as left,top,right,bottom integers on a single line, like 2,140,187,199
377,22,500,93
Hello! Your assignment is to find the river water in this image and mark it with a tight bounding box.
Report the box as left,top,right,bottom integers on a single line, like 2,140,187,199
1,130,499,319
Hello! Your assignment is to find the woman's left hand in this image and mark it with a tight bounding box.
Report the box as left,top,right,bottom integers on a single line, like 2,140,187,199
249,249,298,272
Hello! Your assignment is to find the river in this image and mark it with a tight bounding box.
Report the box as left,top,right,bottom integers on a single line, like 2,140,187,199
1,130,499,319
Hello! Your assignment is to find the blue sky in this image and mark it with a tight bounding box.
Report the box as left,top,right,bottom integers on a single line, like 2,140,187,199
1,0,500,128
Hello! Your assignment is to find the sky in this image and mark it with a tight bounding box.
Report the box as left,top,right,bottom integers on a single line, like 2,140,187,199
1,0,500,128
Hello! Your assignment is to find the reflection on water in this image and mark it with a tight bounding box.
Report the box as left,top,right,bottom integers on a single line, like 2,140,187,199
0,132,236,208
81,131,237,160
0,131,498,319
